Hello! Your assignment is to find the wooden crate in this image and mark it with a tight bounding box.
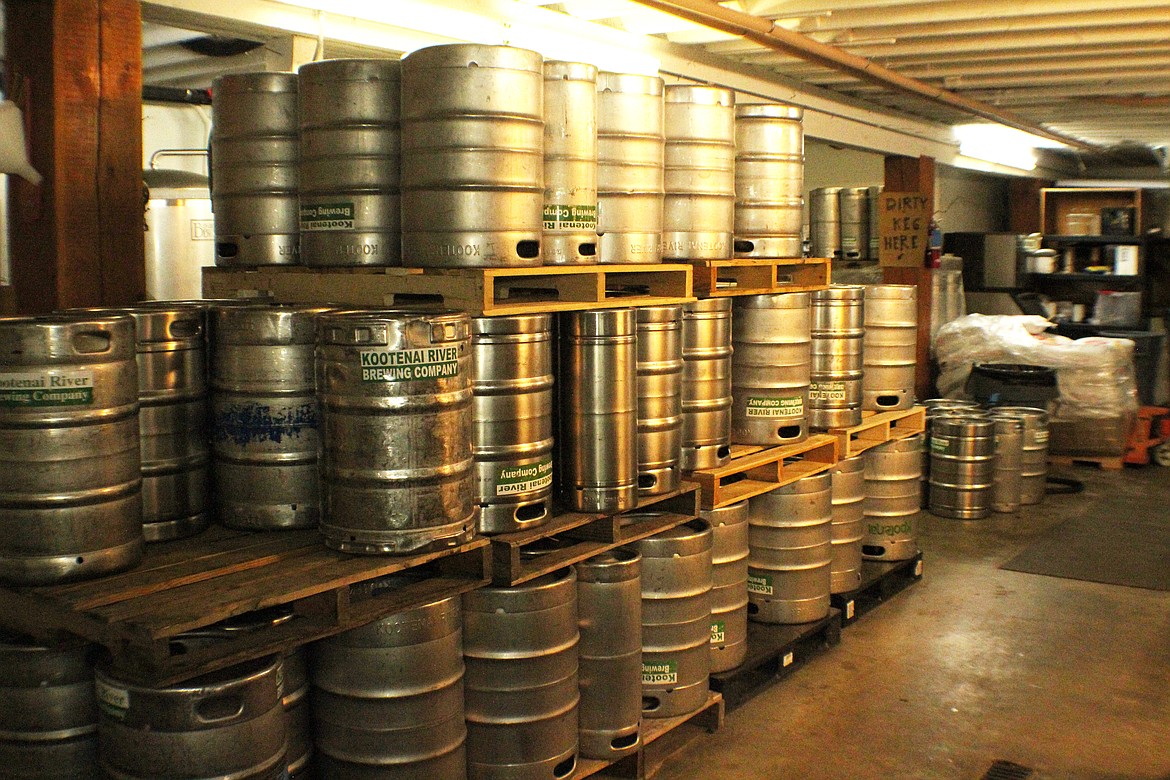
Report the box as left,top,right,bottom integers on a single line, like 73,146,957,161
0,527,490,684
688,434,840,510
690,257,830,298
827,406,926,459
489,484,700,586
203,264,694,317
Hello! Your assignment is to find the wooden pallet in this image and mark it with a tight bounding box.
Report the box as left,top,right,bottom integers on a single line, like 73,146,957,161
0,527,490,684
1049,454,1125,471
490,484,700,586
827,406,926,459
688,434,840,510
203,264,694,317
831,553,923,625
690,257,830,298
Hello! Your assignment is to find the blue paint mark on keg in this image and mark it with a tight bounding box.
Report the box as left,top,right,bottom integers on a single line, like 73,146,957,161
214,402,318,446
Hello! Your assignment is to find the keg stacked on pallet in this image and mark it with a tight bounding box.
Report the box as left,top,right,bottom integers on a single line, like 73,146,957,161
809,185,884,262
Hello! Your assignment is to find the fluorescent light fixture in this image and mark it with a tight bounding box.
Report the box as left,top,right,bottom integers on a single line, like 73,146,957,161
953,123,1068,172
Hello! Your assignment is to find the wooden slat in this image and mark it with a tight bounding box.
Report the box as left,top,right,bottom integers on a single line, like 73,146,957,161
689,434,840,509
691,257,831,297
828,406,926,458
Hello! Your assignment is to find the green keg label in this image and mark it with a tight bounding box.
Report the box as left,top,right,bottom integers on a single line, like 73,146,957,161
808,381,846,402
359,346,461,382
745,396,803,418
866,518,913,537
929,435,950,454
496,457,553,496
710,620,726,644
642,660,678,685
300,202,355,231
0,370,95,407
746,572,774,596
95,678,130,719
543,204,597,231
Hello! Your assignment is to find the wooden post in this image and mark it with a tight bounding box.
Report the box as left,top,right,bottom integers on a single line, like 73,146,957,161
1007,177,1053,235
6,0,144,314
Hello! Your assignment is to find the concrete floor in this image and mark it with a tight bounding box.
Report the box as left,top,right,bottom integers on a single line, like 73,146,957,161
657,465,1170,780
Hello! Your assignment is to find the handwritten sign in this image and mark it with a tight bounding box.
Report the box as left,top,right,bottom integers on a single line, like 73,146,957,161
878,192,931,267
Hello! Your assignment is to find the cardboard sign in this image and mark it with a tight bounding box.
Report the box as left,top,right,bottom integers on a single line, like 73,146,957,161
878,192,931,267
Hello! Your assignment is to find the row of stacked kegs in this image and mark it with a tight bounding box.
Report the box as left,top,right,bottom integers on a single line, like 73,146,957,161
210,43,807,268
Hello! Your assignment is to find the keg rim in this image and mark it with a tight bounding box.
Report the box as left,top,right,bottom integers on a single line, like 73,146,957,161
734,102,803,120
212,71,298,93
297,57,403,80
471,313,553,335
543,60,598,81
402,42,543,72
597,71,665,95
664,83,735,106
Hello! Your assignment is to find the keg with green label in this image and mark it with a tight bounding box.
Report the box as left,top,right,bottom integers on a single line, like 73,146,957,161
929,415,995,520
733,103,804,259
732,292,811,445
636,305,683,496
829,454,865,593
681,299,733,470
701,501,749,672
988,406,1049,505
838,187,870,261
810,285,865,429
544,61,599,265
863,435,923,560
862,284,917,411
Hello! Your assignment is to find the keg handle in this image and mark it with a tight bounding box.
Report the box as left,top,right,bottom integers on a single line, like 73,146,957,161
194,693,245,724
72,330,112,354
149,148,209,170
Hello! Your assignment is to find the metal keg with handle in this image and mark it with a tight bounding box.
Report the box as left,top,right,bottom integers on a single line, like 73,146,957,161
575,550,641,760
635,519,713,718
809,186,842,259
0,314,144,585
866,185,882,260
596,72,665,264
311,590,466,779
929,415,995,520
401,44,544,267
543,61,598,265
211,304,331,531
211,72,300,266
662,85,735,260
991,415,1024,514
0,633,99,779
143,161,215,301
863,284,918,411
988,406,1049,505
747,472,833,624
838,187,870,261
829,455,865,593
810,285,865,429
317,309,475,554
472,314,554,534
96,656,287,780
298,58,402,267
921,400,982,506
863,435,923,560
701,502,749,673
558,309,638,513
463,568,580,780
680,299,733,471
636,305,683,496
732,293,811,446
733,103,804,259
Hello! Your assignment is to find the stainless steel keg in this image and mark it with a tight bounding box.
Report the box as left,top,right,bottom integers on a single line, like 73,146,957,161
681,299,733,471
543,61,598,265
838,187,870,261
575,550,641,760
829,454,865,593
733,103,804,259
143,167,215,302
636,305,683,496
317,309,475,554
732,293,811,445
210,304,331,530
810,285,865,429
921,400,982,506
311,592,466,779
988,406,1049,505
991,415,1024,514
96,656,287,780
701,501,749,673
0,633,98,779
929,415,996,520
862,284,918,411
747,473,833,624
809,186,842,259
463,568,579,780
635,519,713,718
558,309,638,513
211,72,300,266
0,314,144,585
866,185,882,260
298,58,402,267
596,72,665,264
472,314,554,534
863,435,923,560
401,44,544,267
662,85,735,260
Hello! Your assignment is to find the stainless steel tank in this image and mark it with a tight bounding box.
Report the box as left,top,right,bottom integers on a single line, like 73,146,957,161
636,305,683,496
401,44,544,267
558,309,638,513
662,85,735,260
634,519,712,718
991,415,1024,514
143,166,215,301
838,187,870,261
731,293,811,445
988,406,1049,505
862,284,918,411
863,435,923,560
0,313,144,585
543,61,598,265
463,568,580,780
211,72,300,266
810,285,865,429
701,501,749,673
829,454,865,594
680,298,733,470
596,72,665,264
471,314,554,534
747,473,833,624
733,103,804,259
317,309,475,554
298,58,402,267
929,415,996,520
809,186,842,259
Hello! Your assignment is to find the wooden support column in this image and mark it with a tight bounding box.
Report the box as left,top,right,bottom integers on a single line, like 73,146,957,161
882,155,935,401
1007,177,1053,235
6,0,144,314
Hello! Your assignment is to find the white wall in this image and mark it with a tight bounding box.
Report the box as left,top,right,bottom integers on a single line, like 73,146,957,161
803,139,885,199
142,102,212,174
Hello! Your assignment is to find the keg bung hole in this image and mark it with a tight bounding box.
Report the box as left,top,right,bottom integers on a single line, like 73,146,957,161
515,503,547,523
216,242,240,259
876,395,901,407
612,733,639,750
516,240,540,259
195,694,245,724
579,242,597,257
734,239,755,253
747,602,760,615
75,556,85,564
777,425,802,440
717,445,731,459
638,474,658,489
862,545,886,557
553,756,577,779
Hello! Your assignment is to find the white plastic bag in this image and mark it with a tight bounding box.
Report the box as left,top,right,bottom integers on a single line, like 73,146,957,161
0,101,42,185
